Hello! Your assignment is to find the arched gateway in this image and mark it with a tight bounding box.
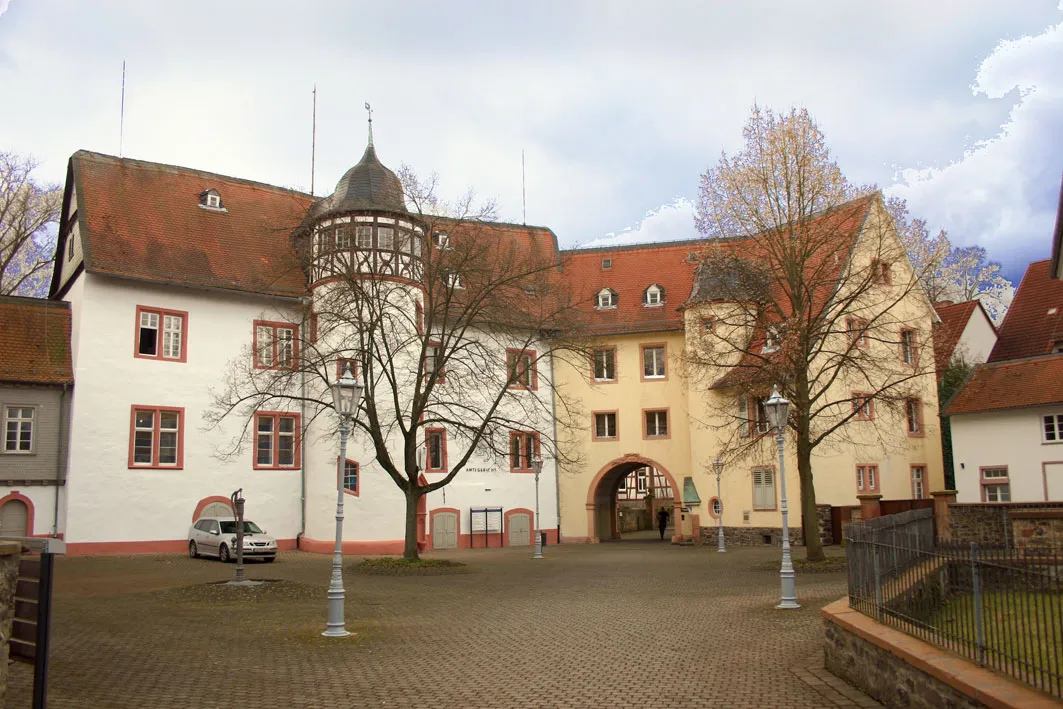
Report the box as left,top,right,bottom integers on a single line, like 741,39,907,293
586,455,683,543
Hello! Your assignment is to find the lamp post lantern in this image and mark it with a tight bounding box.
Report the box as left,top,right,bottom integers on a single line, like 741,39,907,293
764,385,799,610
532,453,544,559
322,362,364,638
712,457,726,553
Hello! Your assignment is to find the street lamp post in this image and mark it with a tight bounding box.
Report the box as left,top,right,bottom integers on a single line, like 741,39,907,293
764,385,800,610
323,363,364,638
713,457,726,553
532,454,544,559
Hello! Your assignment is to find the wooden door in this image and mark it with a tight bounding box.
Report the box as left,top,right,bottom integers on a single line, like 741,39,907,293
433,511,458,550
508,513,531,546
0,500,28,537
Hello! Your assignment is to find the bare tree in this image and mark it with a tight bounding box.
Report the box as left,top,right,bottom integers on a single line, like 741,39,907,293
691,105,937,562
1,152,62,296
886,196,1014,323
208,168,586,560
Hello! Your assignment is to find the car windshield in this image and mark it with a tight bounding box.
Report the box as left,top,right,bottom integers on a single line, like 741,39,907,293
219,521,264,534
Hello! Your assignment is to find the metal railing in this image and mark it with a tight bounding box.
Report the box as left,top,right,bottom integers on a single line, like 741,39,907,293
846,512,1063,699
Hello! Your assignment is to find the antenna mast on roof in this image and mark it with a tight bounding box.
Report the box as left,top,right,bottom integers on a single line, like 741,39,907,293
365,102,373,146
311,84,317,196
119,60,126,157
522,149,526,226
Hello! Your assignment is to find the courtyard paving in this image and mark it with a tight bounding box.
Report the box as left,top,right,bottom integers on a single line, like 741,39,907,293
8,541,880,708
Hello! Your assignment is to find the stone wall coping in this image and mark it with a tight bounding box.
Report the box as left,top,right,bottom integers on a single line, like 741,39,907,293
0,541,20,557
930,490,959,497
1009,509,1063,520
822,598,1058,709
856,494,883,501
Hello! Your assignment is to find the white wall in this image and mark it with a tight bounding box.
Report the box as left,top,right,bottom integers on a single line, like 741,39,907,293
952,406,1063,502
62,274,303,545
956,308,997,364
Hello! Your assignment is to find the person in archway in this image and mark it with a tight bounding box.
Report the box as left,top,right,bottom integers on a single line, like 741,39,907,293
656,507,670,540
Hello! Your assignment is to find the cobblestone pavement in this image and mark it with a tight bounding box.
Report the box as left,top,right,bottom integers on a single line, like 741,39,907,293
9,541,881,708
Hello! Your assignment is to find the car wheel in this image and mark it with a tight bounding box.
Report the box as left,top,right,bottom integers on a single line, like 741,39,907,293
219,544,231,563
188,541,198,559
263,556,276,563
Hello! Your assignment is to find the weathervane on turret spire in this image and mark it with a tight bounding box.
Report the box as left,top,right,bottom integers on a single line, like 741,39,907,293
365,102,373,146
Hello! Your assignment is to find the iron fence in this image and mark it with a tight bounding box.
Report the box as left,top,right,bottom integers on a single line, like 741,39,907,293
846,510,1063,699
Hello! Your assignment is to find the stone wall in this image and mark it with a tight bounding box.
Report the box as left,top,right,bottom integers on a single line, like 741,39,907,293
947,503,1063,546
816,504,834,546
0,541,21,707
698,525,802,546
824,610,982,709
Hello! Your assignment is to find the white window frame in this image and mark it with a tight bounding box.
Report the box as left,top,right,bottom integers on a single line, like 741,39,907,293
3,406,35,454
206,193,221,209
594,412,617,439
432,231,451,249
911,466,925,499
601,258,612,270
356,226,374,249
596,289,617,309
335,226,352,250
981,467,1010,502
377,227,395,252
645,410,668,437
643,346,665,379
593,348,615,381
446,272,464,289
901,329,917,365
644,284,663,307
753,468,776,510
1043,413,1063,443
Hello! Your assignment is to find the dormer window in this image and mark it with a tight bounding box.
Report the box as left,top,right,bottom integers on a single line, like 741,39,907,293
762,326,781,354
199,189,224,211
446,272,464,289
602,258,613,270
433,231,451,249
596,288,618,309
643,284,665,307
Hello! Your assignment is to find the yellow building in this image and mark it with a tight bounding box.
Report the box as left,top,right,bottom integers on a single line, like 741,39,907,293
555,195,945,545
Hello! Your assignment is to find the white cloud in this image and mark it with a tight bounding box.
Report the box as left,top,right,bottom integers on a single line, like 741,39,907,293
576,198,698,249
888,6,1063,281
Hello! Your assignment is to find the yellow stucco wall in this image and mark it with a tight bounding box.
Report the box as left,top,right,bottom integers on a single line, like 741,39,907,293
555,199,945,542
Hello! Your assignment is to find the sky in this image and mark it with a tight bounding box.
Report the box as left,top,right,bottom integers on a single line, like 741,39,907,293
1,1,1061,285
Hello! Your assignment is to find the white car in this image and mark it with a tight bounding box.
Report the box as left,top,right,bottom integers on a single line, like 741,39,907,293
188,517,277,563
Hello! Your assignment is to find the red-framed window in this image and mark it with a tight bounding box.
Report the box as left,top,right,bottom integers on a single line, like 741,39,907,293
509,431,540,472
906,398,924,436
900,329,918,365
643,409,669,439
135,306,188,362
591,347,616,382
425,428,447,472
846,318,869,349
309,311,319,343
425,342,445,384
851,393,875,421
128,405,184,469
340,458,359,496
507,348,538,390
871,259,892,285
254,412,301,469
337,358,359,379
981,467,1010,502
856,464,879,494
415,301,424,335
592,411,618,441
910,465,926,499
254,320,298,369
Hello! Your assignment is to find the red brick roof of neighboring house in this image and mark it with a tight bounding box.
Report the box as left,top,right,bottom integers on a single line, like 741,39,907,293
988,260,1063,362
1050,172,1062,280
59,151,315,298
0,296,73,385
943,355,1063,415
932,300,992,375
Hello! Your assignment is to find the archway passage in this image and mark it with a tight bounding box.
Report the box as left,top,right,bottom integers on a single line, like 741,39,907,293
586,455,682,543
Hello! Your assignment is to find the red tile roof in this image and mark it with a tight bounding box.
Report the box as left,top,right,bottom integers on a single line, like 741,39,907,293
561,241,701,335
63,151,314,298
0,297,73,385
988,260,1063,362
932,300,979,374
944,355,1063,415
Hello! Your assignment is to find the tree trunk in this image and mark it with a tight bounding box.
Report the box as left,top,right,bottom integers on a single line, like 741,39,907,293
794,370,825,562
797,442,825,562
403,486,421,561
